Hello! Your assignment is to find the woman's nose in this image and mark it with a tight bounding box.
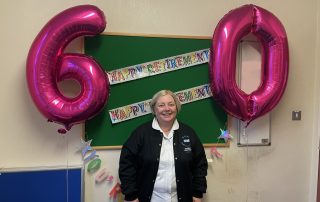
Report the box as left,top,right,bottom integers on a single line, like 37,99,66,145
164,105,170,110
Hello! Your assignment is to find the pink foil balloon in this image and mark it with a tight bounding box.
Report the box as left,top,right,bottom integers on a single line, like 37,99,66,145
26,5,109,131
209,4,289,124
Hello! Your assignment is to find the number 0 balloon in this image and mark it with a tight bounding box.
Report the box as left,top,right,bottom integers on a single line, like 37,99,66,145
26,5,109,132
209,4,289,124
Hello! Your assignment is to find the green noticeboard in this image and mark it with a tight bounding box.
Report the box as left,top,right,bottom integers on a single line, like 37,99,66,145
84,33,228,149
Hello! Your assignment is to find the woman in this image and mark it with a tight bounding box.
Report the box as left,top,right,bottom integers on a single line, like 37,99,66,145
119,90,208,202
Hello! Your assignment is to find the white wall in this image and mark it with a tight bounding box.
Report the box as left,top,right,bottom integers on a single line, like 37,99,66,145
0,0,319,202
311,0,320,201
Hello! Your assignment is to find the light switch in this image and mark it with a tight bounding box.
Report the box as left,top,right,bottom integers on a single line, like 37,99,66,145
292,111,301,120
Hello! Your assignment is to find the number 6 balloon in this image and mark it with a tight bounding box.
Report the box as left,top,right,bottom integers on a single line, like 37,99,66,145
26,5,110,132
209,4,289,125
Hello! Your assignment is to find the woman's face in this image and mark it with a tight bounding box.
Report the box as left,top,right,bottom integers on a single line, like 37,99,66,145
154,94,177,126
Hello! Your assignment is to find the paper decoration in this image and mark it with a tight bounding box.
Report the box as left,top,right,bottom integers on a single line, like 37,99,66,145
109,182,121,200
107,49,209,85
77,139,99,166
87,158,101,173
77,139,115,188
95,168,113,183
109,84,212,123
218,128,233,142
77,139,92,154
210,146,223,159
79,140,99,163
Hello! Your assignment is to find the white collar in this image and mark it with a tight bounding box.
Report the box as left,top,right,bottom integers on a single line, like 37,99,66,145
152,118,179,135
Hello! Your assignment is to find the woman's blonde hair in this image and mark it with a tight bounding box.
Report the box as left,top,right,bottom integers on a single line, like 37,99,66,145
150,90,181,115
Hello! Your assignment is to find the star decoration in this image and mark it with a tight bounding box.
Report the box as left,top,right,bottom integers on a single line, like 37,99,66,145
77,139,98,162
77,139,93,155
218,128,233,142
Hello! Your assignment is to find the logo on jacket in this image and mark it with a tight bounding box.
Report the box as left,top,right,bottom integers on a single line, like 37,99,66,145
181,135,192,152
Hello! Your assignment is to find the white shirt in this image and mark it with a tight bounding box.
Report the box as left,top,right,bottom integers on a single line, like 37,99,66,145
151,118,179,202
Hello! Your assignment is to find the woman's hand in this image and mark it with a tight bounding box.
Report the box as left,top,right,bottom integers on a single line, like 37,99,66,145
193,197,202,202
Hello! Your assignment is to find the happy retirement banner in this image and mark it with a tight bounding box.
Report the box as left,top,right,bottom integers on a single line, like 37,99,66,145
107,49,210,85
109,84,213,124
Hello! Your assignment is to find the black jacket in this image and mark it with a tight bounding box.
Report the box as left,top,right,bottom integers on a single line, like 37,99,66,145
119,121,208,202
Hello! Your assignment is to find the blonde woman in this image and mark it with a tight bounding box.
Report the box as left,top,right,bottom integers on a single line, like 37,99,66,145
119,90,208,202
